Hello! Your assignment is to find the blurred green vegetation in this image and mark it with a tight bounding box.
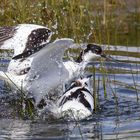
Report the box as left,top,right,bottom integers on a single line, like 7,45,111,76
0,0,140,46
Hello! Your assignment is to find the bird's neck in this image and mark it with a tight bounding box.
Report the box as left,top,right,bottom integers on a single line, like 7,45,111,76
76,50,90,64
78,61,89,73
76,51,83,63
76,51,90,70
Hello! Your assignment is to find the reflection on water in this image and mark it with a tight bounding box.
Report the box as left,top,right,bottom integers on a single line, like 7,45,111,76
0,45,140,140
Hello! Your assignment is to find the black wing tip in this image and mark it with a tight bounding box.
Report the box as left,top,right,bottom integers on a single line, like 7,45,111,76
12,43,47,60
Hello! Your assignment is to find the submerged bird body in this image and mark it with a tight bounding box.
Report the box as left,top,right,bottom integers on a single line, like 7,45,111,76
57,76,94,120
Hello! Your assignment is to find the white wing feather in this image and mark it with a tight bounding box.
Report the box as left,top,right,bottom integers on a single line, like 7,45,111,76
25,38,74,103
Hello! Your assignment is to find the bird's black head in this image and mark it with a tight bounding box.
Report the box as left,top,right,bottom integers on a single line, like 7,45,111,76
84,44,103,55
76,44,104,63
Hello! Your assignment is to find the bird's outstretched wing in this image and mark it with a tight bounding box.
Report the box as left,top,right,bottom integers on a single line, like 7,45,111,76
12,43,46,60
25,38,74,104
0,24,52,57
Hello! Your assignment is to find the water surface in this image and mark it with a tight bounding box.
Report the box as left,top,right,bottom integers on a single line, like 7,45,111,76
0,45,140,140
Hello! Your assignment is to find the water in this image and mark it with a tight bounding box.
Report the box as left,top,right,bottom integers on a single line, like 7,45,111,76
0,45,140,140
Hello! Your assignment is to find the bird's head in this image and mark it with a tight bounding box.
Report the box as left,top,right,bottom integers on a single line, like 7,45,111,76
76,44,116,63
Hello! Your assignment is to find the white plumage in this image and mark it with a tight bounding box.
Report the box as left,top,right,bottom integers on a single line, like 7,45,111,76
0,24,52,91
57,76,94,120
0,24,51,76
0,24,52,56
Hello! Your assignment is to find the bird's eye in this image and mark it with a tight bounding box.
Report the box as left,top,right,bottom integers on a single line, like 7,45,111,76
95,49,99,54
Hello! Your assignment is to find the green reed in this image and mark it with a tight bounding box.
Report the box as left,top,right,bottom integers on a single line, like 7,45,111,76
0,0,140,45
3,72,35,119
93,66,97,111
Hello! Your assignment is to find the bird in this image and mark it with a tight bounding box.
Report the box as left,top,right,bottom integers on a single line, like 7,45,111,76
0,24,52,56
22,41,111,105
0,24,52,88
0,24,113,106
56,75,94,120
0,24,52,78
36,75,94,120
0,36,74,101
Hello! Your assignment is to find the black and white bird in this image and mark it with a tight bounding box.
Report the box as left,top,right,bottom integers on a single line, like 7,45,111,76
20,41,110,104
0,24,52,89
0,24,52,57
0,24,112,105
57,75,94,120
